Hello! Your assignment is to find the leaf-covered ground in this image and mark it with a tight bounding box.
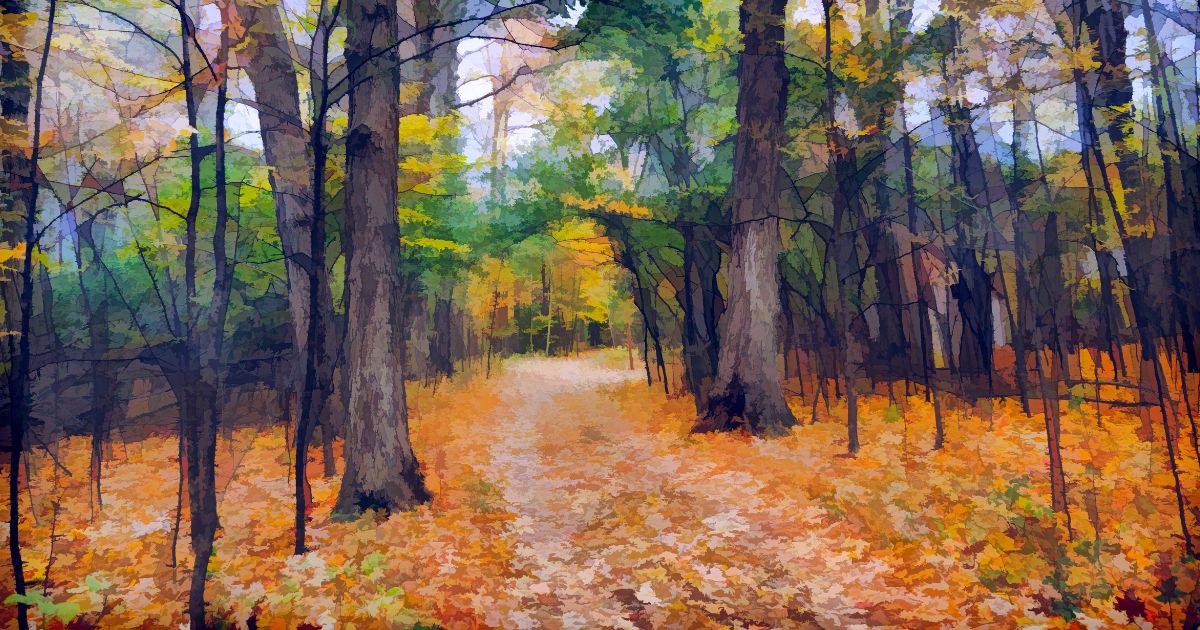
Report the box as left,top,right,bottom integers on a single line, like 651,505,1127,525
2,353,1198,628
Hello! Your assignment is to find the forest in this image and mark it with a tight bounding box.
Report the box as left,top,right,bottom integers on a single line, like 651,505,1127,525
0,0,1199,626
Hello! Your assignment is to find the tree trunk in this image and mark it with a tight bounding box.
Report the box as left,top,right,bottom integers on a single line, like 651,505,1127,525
431,293,455,379
608,226,662,389
694,0,796,436
625,321,635,370
486,286,500,378
334,0,430,514
177,13,236,626
1003,90,1037,416
239,0,340,486
1033,349,1071,522
76,218,117,515
821,0,866,451
0,0,52,625
1139,0,1200,373
864,218,908,377
942,95,995,379
678,220,723,412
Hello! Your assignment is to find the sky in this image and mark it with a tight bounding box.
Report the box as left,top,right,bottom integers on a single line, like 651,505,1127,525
208,0,1198,180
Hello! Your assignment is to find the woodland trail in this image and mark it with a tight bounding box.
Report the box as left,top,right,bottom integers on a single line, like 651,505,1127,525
471,356,891,628
4,354,1188,628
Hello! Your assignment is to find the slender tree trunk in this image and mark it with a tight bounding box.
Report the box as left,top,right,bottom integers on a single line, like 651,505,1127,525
821,0,864,452
609,229,660,389
678,221,722,411
486,286,500,378
648,292,669,396
899,115,945,448
76,219,115,516
1,0,53,626
694,0,797,436
179,9,237,626
626,321,635,370
1074,73,1125,375
1004,89,1037,416
432,292,455,378
542,263,553,355
1033,348,1071,525
335,0,430,514
291,0,339,551
177,4,211,622
937,21,995,381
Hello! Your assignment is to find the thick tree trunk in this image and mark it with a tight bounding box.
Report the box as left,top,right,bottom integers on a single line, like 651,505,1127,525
694,0,796,436
941,96,995,379
239,0,340,460
413,0,464,118
335,0,430,514
864,218,908,376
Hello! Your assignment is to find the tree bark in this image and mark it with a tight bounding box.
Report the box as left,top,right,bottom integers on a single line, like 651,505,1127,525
431,292,455,379
678,217,722,412
1002,90,1036,416
1138,0,1200,373
694,0,796,436
175,9,236,625
0,0,52,626
238,0,341,498
942,97,995,379
897,105,945,447
822,0,863,451
864,217,909,377
334,0,430,514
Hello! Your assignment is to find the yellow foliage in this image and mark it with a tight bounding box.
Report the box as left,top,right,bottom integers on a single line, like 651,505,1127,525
396,207,434,225
1061,43,1101,72
0,11,36,44
559,192,652,219
398,114,458,146
400,236,470,254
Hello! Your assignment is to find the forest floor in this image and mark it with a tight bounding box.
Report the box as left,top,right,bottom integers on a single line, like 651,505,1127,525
2,352,1198,628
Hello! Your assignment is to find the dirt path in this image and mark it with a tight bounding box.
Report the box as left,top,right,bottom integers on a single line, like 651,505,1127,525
475,357,890,629
487,358,654,627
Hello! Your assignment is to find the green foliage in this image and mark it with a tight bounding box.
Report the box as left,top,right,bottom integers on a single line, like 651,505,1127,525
4,591,81,623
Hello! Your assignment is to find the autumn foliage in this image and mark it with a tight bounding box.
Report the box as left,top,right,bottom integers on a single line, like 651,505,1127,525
1,353,1196,628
